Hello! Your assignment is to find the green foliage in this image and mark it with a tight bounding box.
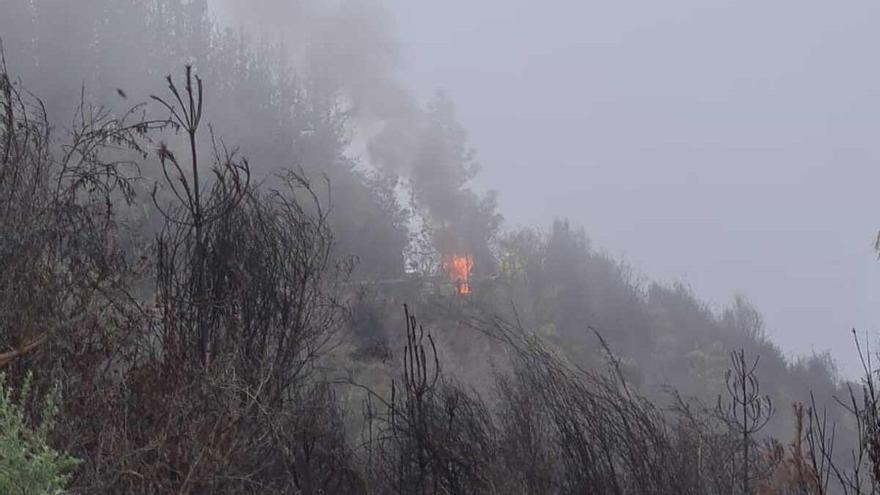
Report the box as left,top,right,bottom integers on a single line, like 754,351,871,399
0,373,79,495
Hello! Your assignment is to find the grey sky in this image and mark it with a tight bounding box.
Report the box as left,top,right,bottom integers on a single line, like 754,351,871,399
384,0,880,376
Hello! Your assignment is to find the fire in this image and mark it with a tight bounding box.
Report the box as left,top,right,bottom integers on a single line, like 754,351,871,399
443,254,473,295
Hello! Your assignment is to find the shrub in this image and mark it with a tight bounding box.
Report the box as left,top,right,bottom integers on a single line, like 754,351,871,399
0,373,79,495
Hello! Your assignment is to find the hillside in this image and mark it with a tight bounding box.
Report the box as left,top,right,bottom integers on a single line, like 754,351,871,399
0,1,874,493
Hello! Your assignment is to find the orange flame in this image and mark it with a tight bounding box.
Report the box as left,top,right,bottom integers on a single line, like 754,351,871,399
443,255,473,295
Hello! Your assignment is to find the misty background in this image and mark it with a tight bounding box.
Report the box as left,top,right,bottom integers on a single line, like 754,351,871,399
6,0,872,375
207,0,880,376
385,0,880,376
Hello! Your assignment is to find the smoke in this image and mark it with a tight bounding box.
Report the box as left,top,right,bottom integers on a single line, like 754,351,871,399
209,0,499,268
209,0,420,175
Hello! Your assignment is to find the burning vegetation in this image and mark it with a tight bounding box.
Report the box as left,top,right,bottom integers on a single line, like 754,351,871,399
443,254,473,295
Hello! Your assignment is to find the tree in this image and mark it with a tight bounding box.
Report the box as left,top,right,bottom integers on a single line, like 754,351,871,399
722,296,766,343
408,92,502,278
717,349,775,494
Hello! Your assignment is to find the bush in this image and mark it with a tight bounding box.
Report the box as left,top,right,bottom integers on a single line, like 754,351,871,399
0,373,79,495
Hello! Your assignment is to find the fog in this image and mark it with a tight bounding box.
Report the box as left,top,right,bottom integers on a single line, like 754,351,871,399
382,0,880,377
205,0,880,375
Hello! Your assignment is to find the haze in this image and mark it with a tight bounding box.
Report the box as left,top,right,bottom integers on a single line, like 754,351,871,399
204,0,880,376
381,0,880,376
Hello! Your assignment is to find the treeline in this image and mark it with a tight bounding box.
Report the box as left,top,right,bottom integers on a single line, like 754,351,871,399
486,221,841,424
